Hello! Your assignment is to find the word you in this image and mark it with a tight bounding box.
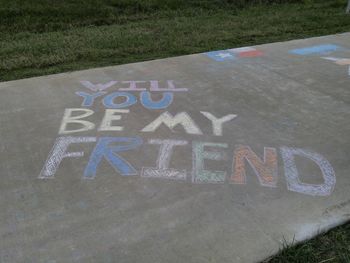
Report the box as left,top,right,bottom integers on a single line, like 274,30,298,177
76,80,187,110
205,47,263,62
39,136,336,197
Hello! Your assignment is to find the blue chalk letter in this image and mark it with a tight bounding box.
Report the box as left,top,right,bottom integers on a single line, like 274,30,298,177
289,44,342,55
75,91,106,107
84,137,143,179
103,92,137,109
140,91,173,109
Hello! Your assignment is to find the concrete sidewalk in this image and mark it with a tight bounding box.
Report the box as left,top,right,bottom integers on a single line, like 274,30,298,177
0,33,349,263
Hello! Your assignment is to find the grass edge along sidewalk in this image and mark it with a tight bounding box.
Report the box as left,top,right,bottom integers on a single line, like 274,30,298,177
1,0,350,81
265,222,350,262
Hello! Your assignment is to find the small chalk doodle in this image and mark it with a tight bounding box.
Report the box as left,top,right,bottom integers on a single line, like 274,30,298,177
204,50,236,62
289,44,349,77
321,57,350,77
228,47,264,58
204,47,263,62
321,57,350,66
289,44,344,56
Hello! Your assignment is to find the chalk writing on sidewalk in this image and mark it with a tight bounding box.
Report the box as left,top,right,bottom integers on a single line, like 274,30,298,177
38,79,336,197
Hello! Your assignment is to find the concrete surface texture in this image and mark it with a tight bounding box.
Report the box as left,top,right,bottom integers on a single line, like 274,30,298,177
0,33,349,263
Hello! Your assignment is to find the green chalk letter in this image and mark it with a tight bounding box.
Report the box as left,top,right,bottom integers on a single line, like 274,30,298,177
192,141,228,183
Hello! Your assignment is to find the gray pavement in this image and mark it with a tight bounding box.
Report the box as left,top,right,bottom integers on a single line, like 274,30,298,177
0,33,349,263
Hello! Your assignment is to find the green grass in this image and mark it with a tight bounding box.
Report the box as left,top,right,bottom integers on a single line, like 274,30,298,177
1,0,350,261
1,0,350,81
0,0,303,34
265,223,350,263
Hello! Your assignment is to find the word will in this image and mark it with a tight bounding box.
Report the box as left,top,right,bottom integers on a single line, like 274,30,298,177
76,80,187,110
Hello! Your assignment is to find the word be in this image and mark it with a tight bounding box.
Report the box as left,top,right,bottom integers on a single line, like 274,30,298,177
38,136,336,197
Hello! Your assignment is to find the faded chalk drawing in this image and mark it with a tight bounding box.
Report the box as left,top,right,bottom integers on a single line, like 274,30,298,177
205,50,236,62
80,81,118,92
290,46,349,78
231,146,278,187
321,57,350,65
119,80,148,91
149,80,188,92
39,136,97,179
80,80,188,92
228,47,264,58
141,139,188,180
320,57,350,77
205,47,263,61
192,142,228,183
280,147,336,196
289,44,343,55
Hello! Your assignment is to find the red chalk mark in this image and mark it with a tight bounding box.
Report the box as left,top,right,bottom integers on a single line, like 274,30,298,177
238,50,264,58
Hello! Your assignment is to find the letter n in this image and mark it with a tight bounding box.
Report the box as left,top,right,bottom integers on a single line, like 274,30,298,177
231,146,278,187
